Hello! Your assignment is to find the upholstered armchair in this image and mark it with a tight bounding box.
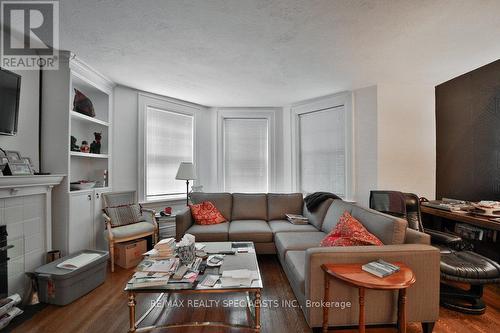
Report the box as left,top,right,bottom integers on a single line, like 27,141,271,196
102,191,158,272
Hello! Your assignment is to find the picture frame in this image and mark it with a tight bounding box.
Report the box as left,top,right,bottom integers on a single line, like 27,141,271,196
21,157,36,173
3,161,33,176
5,150,21,162
0,157,8,176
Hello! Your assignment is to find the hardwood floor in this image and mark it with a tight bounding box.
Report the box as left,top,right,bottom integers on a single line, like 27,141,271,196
13,255,500,333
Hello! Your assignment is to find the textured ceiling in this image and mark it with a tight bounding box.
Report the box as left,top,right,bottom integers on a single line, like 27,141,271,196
59,0,500,106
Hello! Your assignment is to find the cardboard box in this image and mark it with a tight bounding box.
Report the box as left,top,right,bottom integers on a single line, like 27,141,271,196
114,239,147,269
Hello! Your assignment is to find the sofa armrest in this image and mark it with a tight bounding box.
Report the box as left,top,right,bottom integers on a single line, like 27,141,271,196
176,208,193,241
304,244,440,327
405,228,431,244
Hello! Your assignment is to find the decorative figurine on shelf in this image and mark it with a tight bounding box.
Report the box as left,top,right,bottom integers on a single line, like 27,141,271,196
70,136,80,152
73,89,95,117
89,132,102,154
80,141,90,153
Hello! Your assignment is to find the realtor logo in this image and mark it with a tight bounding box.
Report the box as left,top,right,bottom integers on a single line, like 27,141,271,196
1,1,59,70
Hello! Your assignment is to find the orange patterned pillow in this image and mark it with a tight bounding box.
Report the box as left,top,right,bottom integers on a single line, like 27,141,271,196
320,211,383,247
190,201,226,225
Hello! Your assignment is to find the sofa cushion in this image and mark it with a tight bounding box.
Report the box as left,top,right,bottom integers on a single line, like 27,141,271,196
231,193,268,220
321,200,354,233
303,198,334,229
269,220,318,233
185,222,230,242
267,193,303,220
350,205,407,245
320,211,383,247
190,192,232,221
284,251,306,295
275,231,327,262
321,200,407,245
104,221,154,240
190,201,226,225
229,220,273,242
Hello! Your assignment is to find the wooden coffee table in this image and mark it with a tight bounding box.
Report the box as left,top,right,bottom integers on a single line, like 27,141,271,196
321,262,415,333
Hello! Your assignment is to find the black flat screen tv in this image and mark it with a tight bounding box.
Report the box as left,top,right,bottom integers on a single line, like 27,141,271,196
0,68,21,136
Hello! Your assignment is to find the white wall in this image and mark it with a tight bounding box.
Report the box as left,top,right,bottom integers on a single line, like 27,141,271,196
113,83,436,207
113,85,216,210
377,83,436,199
353,86,378,206
0,68,40,168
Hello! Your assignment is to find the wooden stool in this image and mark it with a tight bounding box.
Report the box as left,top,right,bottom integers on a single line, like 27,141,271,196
321,262,416,333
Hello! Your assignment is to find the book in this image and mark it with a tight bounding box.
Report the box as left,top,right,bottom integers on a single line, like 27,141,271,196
286,214,309,225
362,260,400,278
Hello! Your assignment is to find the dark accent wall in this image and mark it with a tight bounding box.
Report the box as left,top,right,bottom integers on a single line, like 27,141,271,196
436,60,500,201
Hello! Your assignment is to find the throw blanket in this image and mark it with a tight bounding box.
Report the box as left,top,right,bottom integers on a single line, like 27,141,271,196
304,192,342,212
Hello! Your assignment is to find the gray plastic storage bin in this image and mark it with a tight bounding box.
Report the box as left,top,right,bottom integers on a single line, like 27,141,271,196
35,250,109,305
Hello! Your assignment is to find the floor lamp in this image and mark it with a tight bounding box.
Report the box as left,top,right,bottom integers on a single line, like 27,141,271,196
175,162,197,206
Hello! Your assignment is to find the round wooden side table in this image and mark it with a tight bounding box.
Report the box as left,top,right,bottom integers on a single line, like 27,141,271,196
321,262,416,333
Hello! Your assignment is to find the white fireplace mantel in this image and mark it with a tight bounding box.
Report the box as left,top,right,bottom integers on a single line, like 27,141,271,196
0,174,65,250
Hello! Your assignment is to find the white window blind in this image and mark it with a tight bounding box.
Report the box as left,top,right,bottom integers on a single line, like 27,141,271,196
299,106,345,197
223,118,269,193
146,107,194,200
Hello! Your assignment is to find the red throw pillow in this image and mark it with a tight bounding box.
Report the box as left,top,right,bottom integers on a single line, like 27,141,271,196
320,211,383,247
190,201,226,225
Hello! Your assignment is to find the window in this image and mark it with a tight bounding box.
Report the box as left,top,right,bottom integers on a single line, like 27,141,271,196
299,106,346,197
222,118,269,192
144,106,194,201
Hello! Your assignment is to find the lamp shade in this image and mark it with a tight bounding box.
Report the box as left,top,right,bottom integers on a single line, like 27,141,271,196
175,162,197,180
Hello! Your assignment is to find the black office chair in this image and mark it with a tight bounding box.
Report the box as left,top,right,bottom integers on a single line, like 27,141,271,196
370,190,500,315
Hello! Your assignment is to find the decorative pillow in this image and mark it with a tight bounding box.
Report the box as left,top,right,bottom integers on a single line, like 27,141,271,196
190,201,226,225
320,211,383,247
106,204,144,227
73,89,95,117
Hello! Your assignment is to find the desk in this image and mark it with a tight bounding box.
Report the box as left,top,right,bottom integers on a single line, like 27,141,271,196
421,206,500,231
421,205,500,261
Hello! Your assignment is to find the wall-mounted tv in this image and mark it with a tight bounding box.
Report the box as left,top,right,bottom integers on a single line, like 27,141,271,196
0,68,21,136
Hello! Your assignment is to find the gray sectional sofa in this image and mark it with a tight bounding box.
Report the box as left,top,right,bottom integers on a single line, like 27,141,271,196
176,192,440,330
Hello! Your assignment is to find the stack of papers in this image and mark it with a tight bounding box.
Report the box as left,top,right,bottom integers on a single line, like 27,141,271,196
128,272,170,288
220,269,258,287
286,214,309,225
144,238,176,259
136,258,179,273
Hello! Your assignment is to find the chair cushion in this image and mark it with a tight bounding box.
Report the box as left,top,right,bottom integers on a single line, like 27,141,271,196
269,220,318,233
284,251,306,295
229,220,273,242
320,211,383,247
190,201,226,225
105,204,144,227
186,222,230,242
267,193,303,220
303,198,334,229
191,192,233,221
232,194,268,220
275,231,327,261
322,200,407,245
105,221,154,240
441,250,500,283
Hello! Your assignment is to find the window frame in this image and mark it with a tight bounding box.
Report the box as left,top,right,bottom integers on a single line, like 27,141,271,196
138,93,200,203
216,108,277,193
290,92,354,199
